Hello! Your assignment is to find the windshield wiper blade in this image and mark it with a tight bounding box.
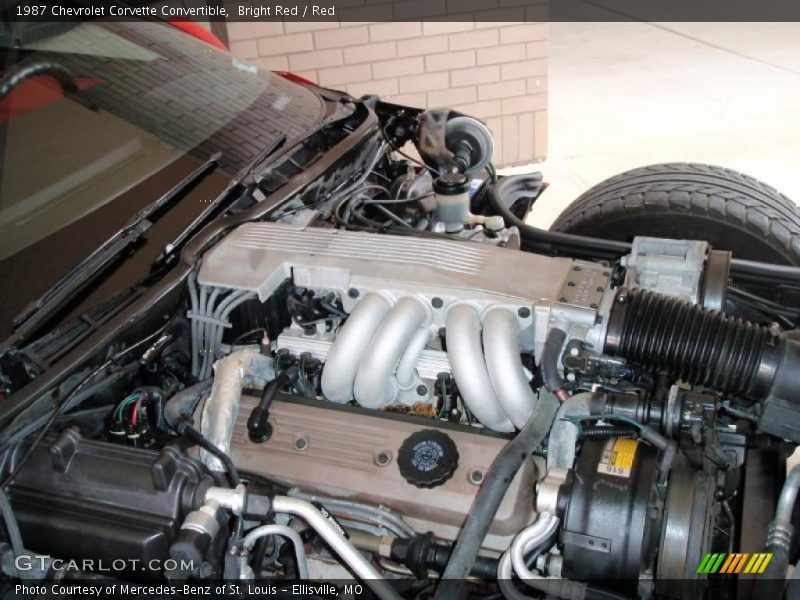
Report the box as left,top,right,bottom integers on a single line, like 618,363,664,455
154,135,288,267
11,154,220,334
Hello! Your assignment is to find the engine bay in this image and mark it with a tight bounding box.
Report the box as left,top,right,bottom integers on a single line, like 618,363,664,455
1,103,799,600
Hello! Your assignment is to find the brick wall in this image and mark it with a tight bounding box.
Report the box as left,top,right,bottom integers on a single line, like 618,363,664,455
225,21,548,166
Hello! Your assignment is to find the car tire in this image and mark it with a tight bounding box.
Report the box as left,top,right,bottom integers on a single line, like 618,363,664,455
550,163,800,266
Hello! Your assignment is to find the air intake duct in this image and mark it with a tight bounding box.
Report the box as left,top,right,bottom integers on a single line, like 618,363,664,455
605,288,800,441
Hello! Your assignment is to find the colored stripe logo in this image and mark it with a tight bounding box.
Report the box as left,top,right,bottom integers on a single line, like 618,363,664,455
697,553,773,574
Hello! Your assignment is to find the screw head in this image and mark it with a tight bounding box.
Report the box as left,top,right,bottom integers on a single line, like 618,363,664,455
374,451,392,467
517,307,531,319
572,265,582,272
590,303,598,309
431,297,443,309
567,281,575,287
469,469,484,485
416,385,428,396
294,437,309,451
348,288,360,298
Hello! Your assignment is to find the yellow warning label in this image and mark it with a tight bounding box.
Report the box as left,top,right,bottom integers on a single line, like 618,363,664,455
611,438,638,469
598,438,638,478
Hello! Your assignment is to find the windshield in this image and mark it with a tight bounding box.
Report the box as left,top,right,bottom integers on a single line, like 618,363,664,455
0,20,325,262
0,20,326,336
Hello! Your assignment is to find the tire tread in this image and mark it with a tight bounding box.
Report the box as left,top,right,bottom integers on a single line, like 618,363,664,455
551,163,800,264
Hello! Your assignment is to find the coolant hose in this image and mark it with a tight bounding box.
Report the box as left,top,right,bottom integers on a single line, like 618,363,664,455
486,173,800,286
164,379,213,429
487,174,629,261
435,394,558,599
542,327,570,401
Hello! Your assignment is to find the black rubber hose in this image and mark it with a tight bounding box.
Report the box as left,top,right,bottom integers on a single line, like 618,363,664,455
605,288,780,399
486,174,800,286
487,174,630,261
389,533,498,580
434,394,558,599
247,369,297,443
541,327,569,400
786,558,800,600
178,423,240,488
754,546,789,600
164,379,213,430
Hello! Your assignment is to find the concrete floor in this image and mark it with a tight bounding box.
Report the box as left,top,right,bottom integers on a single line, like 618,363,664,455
523,22,800,228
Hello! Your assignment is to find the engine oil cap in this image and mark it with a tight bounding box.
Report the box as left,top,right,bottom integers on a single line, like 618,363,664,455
398,429,459,488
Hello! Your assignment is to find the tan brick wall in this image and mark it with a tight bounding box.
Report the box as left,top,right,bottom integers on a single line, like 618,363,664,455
225,21,548,166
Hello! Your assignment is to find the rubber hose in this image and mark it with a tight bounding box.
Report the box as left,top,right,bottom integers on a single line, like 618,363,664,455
179,424,240,487
486,173,800,286
787,559,800,600
247,369,297,443
389,533,498,580
541,327,569,399
164,379,213,429
754,546,789,600
487,174,630,261
434,393,558,599
605,288,780,399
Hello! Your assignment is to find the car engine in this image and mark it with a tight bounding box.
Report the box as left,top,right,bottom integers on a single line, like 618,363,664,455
2,105,799,600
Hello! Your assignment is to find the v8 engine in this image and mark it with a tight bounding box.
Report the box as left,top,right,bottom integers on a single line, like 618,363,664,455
3,99,800,600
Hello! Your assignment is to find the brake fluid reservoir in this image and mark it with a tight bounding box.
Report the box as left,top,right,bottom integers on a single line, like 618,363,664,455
434,172,470,232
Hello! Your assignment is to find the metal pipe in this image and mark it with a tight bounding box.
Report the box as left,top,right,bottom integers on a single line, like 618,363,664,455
482,307,538,429
271,496,400,600
200,349,269,472
288,489,416,538
776,464,800,525
354,297,428,409
510,512,559,583
240,524,309,579
547,392,595,471
497,513,587,600
445,304,514,432
321,293,391,403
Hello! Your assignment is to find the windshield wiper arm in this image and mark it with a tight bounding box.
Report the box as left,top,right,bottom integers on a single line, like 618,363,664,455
12,153,220,335
154,134,288,267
